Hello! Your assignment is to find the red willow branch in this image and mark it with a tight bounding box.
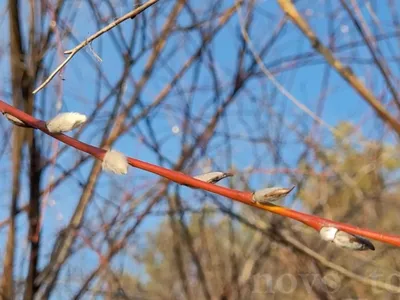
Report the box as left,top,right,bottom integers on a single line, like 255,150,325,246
1,99,400,248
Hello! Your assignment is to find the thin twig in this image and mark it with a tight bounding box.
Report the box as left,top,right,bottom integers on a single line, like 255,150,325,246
276,0,400,137
342,0,400,110
33,0,159,94
235,0,339,136
219,209,400,294
281,232,400,293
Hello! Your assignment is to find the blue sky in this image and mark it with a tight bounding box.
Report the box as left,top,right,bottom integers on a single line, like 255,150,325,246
1,0,400,297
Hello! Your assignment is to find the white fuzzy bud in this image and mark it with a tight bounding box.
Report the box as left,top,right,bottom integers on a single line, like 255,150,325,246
2,112,31,128
252,186,295,204
102,150,128,175
319,227,338,241
194,172,233,184
46,112,87,133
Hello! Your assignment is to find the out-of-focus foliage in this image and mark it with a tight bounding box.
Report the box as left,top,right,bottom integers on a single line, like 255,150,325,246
103,122,400,299
2,0,400,298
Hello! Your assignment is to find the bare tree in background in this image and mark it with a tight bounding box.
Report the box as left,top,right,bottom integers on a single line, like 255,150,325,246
1,0,400,299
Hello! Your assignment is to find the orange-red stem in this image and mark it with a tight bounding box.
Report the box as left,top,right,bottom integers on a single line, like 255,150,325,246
1,99,400,248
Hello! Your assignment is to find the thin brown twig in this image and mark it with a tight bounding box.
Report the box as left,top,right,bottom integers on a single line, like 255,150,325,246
341,0,400,110
281,231,400,293
276,0,400,137
32,0,159,94
234,0,339,136
214,200,400,294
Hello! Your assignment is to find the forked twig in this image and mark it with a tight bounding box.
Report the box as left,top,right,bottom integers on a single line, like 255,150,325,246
33,0,159,94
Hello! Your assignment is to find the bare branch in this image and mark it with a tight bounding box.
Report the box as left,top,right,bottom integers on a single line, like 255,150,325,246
32,0,159,94
277,0,400,137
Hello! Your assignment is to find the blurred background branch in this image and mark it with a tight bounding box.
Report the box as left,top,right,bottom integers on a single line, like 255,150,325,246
1,0,400,299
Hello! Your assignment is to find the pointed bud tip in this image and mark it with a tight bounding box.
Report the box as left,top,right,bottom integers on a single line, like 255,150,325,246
102,150,128,175
334,231,375,251
184,171,233,188
46,112,87,133
366,241,375,251
350,234,375,251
